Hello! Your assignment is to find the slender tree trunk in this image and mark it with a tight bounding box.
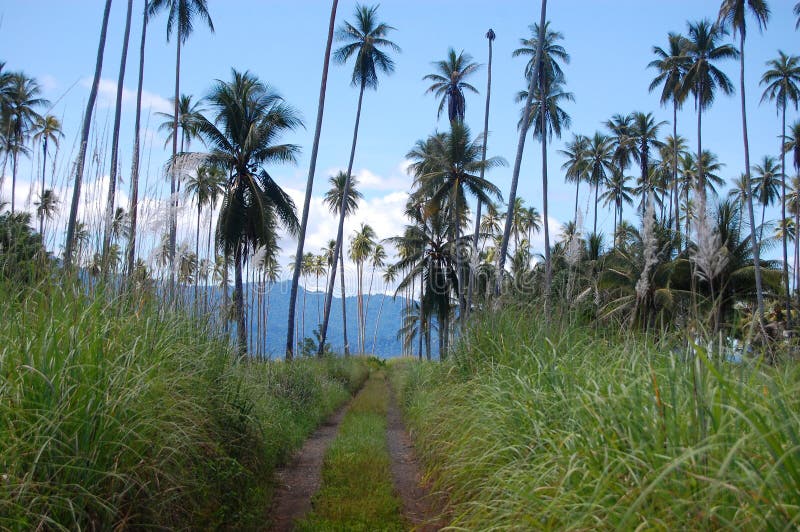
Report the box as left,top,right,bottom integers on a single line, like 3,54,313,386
739,34,765,325
205,203,213,313
453,184,463,326
65,0,112,268
222,254,229,333
372,290,387,354
126,0,147,278
234,244,246,356
496,0,547,290
287,0,338,360
102,0,133,265
39,137,48,235
673,100,680,241
338,246,350,355
594,184,599,235
468,29,494,316
195,203,201,308
574,180,580,225
781,105,791,329
760,203,766,241
302,277,307,345
319,80,365,356
541,77,551,310
168,31,182,293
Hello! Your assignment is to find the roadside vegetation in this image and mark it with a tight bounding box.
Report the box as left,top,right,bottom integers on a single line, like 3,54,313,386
0,271,367,530
392,303,800,530
297,372,405,531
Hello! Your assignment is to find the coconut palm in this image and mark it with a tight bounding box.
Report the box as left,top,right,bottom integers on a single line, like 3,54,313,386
467,28,496,316
3,73,46,214
628,111,666,212
156,93,205,151
147,0,214,288
126,0,151,278
65,0,113,269
658,135,689,235
364,243,386,343
585,132,615,235
497,0,548,289
649,32,691,233
559,134,590,223
423,47,480,123
320,3,399,355
349,223,376,352
101,0,134,263
752,155,782,240
194,69,301,356
34,189,59,243
599,169,634,242
761,50,800,324
185,164,225,306
717,0,770,324
787,121,800,295
286,0,339,360
605,113,636,173
513,20,569,85
31,114,63,233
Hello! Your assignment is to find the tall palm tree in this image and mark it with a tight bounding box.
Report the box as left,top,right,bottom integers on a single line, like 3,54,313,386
497,0,547,289
599,169,634,242
324,171,363,355
786,121,800,296
411,122,504,319
147,0,214,289
34,189,59,243
517,76,573,296
319,3,399,356
65,0,113,269
605,113,635,174
649,32,691,235
761,50,800,325
156,93,204,151
423,47,480,123
286,0,339,360
126,0,150,278
585,132,614,235
467,28,495,316
752,155,781,240
349,223,376,352
658,134,689,234
101,0,134,264
3,73,46,214
32,114,63,234
628,111,666,213
185,164,225,307
512,20,569,85
194,69,301,356
717,0,770,325
364,242,386,341
559,133,590,223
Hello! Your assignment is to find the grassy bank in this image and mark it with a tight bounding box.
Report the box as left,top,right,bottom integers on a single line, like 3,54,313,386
297,372,404,531
0,278,368,530
392,305,800,530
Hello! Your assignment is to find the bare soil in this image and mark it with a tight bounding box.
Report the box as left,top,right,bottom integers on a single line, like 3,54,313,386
386,386,447,531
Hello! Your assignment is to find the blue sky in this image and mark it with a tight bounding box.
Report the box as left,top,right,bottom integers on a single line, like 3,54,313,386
1,0,799,280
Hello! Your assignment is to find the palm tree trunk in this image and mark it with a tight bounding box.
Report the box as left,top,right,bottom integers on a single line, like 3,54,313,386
234,244,246,357
673,100,680,240
468,28,494,316
541,77,551,310
574,181,580,225
195,203,201,309
302,277,307,346
287,0,338,360
372,290,387,354
453,184,463,325
738,34,765,325
102,0,133,264
338,246,350,355
168,28,182,294
594,184,599,235
497,0,547,290
65,0,112,268
39,137,47,235
126,0,147,278
760,203,766,241
222,254,229,333
780,105,791,329
206,203,213,313
319,79,365,356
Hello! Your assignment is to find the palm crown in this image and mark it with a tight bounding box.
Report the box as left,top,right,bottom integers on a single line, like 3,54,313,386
423,48,481,123
333,4,400,90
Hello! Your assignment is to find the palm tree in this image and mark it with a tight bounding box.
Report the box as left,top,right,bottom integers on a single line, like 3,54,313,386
467,28,496,317
126,0,150,278
194,69,301,356
65,0,113,269
147,0,214,289
319,3,399,356
786,121,800,296
34,189,59,243
423,47,480,123
628,112,666,213
795,2,800,28
32,114,63,233
156,93,204,152
752,155,782,240
286,0,339,360
599,169,634,242
497,0,548,289
185,164,225,307
101,0,134,264
585,132,614,235
324,171,363,355
3,73,46,214
658,134,689,234
559,134,590,224
649,32,691,235
605,113,635,174
411,122,504,318
364,243,386,344
761,50,800,325
717,0,769,325
517,76,572,296
349,223,376,352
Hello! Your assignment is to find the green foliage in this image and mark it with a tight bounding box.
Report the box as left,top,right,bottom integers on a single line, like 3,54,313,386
297,374,404,531
0,211,49,283
0,278,368,529
393,305,800,530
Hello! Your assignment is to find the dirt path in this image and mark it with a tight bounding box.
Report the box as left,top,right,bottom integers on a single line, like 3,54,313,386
386,386,446,531
268,399,351,531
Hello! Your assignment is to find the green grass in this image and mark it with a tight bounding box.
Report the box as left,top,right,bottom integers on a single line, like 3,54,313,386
297,372,405,531
0,277,368,530
391,304,800,530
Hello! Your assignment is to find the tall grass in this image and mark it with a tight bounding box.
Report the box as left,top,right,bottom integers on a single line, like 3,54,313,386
0,277,368,529
393,304,800,530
